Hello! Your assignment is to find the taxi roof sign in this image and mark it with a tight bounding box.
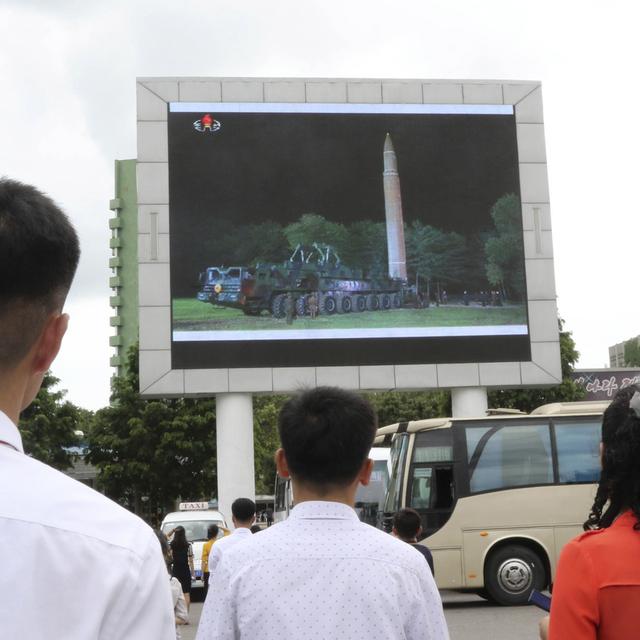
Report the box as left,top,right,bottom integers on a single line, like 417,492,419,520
179,501,209,511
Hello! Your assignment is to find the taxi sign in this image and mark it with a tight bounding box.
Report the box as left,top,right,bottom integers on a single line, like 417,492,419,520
178,501,209,511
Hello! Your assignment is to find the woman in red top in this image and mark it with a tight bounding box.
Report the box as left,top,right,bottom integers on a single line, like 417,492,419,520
540,384,640,639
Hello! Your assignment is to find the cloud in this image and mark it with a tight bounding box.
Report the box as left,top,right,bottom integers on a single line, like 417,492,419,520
1,0,639,409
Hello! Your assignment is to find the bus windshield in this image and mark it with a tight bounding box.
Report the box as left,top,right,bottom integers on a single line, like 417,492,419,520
382,433,409,515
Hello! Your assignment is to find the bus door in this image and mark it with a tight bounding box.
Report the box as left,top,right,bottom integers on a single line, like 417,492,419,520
406,429,455,537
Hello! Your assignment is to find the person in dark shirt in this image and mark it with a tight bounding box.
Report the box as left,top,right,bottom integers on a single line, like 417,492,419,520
393,508,434,575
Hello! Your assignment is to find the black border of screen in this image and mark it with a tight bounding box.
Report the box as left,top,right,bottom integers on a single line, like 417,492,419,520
172,334,531,369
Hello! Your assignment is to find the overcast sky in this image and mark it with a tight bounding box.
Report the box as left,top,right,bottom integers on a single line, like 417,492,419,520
1,0,638,410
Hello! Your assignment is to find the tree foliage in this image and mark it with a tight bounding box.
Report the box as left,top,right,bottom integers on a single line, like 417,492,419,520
366,390,451,427
488,319,585,412
624,339,640,367
87,347,217,517
19,372,89,471
253,395,286,495
406,221,468,291
283,213,348,253
484,193,525,300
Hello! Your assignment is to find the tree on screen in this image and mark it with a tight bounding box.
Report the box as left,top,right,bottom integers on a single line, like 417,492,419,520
19,372,89,471
283,213,348,254
341,220,388,274
229,221,289,266
405,221,467,296
484,193,525,301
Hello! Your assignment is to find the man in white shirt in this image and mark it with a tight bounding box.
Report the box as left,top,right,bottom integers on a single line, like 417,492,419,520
207,497,256,574
196,387,449,640
0,178,174,639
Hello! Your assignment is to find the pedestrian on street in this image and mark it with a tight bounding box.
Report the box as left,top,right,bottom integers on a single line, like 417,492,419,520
169,526,195,611
0,178,174,638
393,508,434,575
206,498,256,575
201,524,219,599
539,385,640,639
196,387,449,640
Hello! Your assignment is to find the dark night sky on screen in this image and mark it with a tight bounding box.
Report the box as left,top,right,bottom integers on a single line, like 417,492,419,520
168,111,520,233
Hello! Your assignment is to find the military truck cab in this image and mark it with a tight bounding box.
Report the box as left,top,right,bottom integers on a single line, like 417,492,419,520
197,266,255,307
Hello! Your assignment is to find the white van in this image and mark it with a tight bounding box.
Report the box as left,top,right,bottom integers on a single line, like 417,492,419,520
161,504,229,587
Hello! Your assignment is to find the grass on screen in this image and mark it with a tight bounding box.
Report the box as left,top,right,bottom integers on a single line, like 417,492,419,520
172,298,527,332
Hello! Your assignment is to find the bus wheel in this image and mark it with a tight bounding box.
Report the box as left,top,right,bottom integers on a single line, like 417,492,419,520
484,544,545,606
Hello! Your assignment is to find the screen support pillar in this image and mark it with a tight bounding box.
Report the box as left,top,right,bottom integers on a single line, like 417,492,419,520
451,387,488,418
215,393,255,526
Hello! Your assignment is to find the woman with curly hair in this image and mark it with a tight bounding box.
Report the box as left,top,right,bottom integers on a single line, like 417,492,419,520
540,384,640,639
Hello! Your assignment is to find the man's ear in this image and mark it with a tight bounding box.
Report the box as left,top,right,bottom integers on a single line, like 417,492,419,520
358,458,374,486
31,313,69,374
275,448,291,479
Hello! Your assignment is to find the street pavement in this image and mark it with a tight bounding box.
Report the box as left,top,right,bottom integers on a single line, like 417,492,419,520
181,591,544,640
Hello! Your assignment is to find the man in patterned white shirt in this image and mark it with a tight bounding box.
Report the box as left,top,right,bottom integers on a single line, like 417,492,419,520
197,386,449,640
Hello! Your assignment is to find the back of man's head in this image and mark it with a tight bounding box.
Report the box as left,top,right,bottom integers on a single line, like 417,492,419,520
393,508,422,540
231,498,256,524
278,386,377,489
0,178,80,371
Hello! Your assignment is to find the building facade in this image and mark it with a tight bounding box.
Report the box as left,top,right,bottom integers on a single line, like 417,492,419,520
109,159,139,378
609,335,640,368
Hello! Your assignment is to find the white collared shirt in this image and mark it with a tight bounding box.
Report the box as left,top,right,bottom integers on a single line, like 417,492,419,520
0,410,175,639
207,525,253,574
197,501,449,640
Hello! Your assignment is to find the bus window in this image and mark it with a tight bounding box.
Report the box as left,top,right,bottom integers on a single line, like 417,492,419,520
466,423,552,493
410,467,433,509
382,434,409,515
555,420,601,483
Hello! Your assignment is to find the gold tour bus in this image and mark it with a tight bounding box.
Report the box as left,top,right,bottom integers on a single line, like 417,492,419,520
377,400,609,605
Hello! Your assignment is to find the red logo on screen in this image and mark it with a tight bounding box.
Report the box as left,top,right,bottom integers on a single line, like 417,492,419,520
193,114,221,133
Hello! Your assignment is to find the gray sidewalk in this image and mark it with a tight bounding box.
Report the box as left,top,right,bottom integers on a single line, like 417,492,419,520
180,601,202,640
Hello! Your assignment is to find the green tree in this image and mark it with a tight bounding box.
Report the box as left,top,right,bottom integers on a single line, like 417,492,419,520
253,395,287,495
341,220,388,273
19,372,88,471
488,319,585,412
367,390,451,427
284,213,348,253
87,347,217,517
406,221,467,297
484,193,525,301
624,339,640,367
229,221,289,265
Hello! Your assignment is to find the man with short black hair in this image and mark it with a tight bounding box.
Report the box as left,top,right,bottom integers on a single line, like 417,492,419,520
393,507,435,574
197,386,448,640
207,497,256,574
0,178,174,638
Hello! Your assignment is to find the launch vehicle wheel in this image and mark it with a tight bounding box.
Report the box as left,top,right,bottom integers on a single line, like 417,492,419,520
392,293,401,308
355,295,367,313
320,295,337,315
340,295,353,313
295,296,307,317
366,294,379,311
380,294,391,310
271,294,287,318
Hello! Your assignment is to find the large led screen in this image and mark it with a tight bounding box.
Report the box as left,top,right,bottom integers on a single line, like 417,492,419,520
168,102,530,369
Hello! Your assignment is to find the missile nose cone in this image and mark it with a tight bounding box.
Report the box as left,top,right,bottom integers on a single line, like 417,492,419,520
384,133,395,153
